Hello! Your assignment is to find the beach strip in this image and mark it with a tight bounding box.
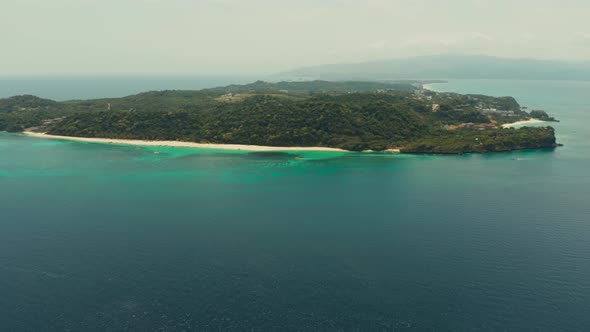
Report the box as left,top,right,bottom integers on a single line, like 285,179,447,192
22,131,349,152
502,118,546,128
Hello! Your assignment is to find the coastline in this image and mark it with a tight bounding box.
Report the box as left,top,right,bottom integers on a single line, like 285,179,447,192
421,83,436,91
502,118,546,128
422,82,444,92
22,132,350,152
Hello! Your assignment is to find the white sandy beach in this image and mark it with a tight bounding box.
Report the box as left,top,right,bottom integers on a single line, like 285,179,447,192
421,83,439,92
502,118,546,128
22,131,349,152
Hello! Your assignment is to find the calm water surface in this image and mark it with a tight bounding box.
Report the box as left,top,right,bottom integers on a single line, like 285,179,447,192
0,76,257,101
1,79,590,331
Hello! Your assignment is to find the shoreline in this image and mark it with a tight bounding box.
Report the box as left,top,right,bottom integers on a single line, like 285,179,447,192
421,84,551,130
422,82,446,92
421,83,438,91
502,118,546,128
21,131,350,152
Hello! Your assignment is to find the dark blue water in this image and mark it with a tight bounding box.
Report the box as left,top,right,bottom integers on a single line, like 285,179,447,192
1,80,590,331
0,76,259,101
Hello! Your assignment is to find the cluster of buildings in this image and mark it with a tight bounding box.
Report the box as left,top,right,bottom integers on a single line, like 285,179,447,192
480,108,517,116
445,122,496,131
218,93,242,102
412,89,433,101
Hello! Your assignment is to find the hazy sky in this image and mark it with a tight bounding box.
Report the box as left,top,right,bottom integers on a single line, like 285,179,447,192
2,0,589,75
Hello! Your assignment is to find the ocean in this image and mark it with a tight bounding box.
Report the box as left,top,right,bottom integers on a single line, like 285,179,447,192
0,76,258,101
1,79,589,331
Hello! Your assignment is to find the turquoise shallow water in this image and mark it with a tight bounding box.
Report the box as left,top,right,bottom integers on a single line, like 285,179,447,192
1,80,590,331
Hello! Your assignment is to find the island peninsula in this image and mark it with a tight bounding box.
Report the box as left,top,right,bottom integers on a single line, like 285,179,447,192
1,80,559,154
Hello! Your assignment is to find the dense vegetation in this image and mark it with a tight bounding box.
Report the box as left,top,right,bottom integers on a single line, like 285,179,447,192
530,110,559,122
0,81,417,132
0,80,559,154
0,95,67,132
402,127,557,154
49,94,431,151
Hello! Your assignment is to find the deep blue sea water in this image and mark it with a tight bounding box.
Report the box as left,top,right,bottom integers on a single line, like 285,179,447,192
1,79,590,331
0,76,258,101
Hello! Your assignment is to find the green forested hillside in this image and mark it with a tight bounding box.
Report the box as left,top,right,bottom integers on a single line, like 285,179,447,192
0,80,559,153
49,94,432,150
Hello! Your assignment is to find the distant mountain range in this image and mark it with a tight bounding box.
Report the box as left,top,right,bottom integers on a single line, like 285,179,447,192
278,55,590,81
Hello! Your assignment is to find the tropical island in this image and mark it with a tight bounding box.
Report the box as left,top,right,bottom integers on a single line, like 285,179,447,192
0,80,559,154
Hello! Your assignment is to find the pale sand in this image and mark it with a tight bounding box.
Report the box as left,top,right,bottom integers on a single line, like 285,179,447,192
22,131,348,152
421,84,437,91
502,118,546,128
